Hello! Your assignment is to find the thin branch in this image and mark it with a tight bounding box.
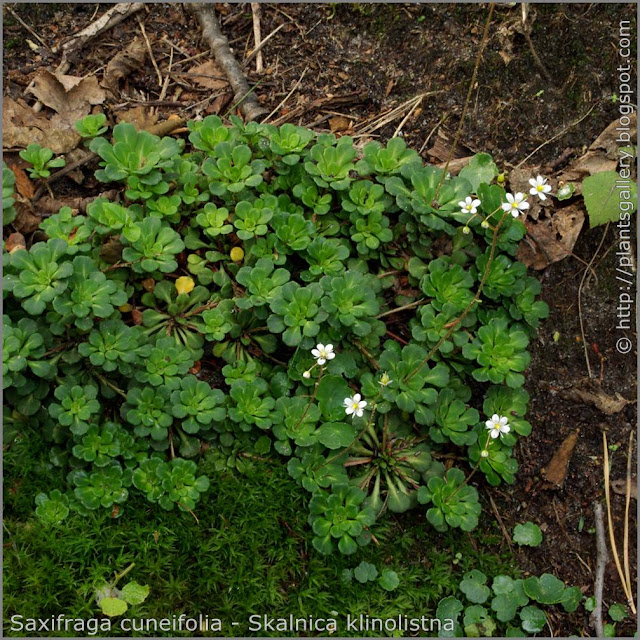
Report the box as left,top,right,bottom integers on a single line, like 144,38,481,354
188,3,266,122
264,67,308,124
514,104,596,170
376,299,426,319
243,23,287,68
603,432,636,612
250,3,263,73
623,431,635,608
590,501,608,638
137,16,163,87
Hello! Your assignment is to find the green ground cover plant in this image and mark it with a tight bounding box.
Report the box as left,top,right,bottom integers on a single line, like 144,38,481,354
4,114,549,537
5,114,591,637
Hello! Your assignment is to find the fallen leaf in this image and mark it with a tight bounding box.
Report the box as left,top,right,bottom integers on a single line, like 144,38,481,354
12,202,42,234
427,130,472,164
5,232,26,253
186,60,228,90
556,114,637,188
516,204,585,269
542,429,580,486
115,105,158,130
131,308,143,325
29,70,106,125
99,237,123,264
2,156,35,199
559,378,634,415
435,156,472,175
329,116,351,133
3,97,80,154
103,37,147,93
498,49,513,65
208,91,233,115
611,479,637,500
141,278,155,292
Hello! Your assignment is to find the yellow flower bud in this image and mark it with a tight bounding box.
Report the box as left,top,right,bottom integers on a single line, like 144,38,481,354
175,276,195,296
230,246,244,262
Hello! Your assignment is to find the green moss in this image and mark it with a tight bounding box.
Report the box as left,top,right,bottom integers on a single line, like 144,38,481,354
4,434,514,637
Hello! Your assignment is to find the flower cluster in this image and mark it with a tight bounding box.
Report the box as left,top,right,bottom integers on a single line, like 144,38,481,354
456,174,552,233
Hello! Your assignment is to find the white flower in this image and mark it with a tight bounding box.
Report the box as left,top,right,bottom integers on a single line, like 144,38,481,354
529,175,552,201
343,393,367,419
501,192,530,217
378,372,393,387
311,343,335,365
302,370,311,379
458,196,481,215
485,414,511,439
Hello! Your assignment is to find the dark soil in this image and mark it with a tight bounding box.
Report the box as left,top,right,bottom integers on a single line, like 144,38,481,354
3,3,638,637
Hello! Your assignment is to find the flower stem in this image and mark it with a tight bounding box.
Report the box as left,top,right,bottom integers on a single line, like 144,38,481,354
291,366,324,433
376,299,427,319
402,207,509,384
113,562,135,587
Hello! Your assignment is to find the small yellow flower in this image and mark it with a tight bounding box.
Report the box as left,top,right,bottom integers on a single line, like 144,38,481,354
230,246,244,262
175,276,195,295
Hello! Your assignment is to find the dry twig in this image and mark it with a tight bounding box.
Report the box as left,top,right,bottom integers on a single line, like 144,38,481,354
623,431,634,608
264,67,308,124
603,432,636,613
244,23,286,68
590,501,608,638
250,3,263,73
137,16,163,86
187,3,266,122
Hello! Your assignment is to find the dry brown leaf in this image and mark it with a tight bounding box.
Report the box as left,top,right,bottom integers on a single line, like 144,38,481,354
115,105,159,130
208,92,233,116
516,204,585,269
29,70,106,125
498,49,513,65
99,237,124,264
5,232,26,253
329,116,351,133
131,308,143,325
141,278,156,292
556,114,637,187
611,479,638,500
427,130,472,164
13,203,42,234
186,60,228,90
435,156,472,175
103,37,147,93
3,156,35,199
560,378,634,415
3,96,81,154
542,429,580,486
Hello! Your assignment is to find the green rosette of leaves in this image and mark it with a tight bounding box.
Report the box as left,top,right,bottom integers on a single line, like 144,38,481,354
5,238,73,315
308,484,376,555
418,467,481,532
267,281,328,346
